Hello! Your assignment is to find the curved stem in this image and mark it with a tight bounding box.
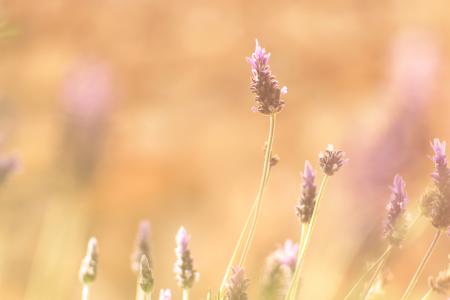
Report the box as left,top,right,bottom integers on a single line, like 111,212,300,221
343,246,392,300
362,247,390,300
284,175,329,300
218,113,276,296
400,230,441,300
420,289,432,300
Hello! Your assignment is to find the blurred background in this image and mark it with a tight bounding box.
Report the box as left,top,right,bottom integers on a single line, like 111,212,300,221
0,0,449,299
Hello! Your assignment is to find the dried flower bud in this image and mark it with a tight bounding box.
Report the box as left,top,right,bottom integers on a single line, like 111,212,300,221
296,161,317,223
174,227,198,289
428,256,450,296
131,220,151,272
383,175,410,246
319,145,347,176
270,154,280,167
261,240,298,299
159,289,172,300
138,255,154,294
225,267,249,300
246,40,287,115
79,237,98,285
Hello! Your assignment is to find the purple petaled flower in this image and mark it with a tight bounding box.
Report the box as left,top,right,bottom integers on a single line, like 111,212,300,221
246,40,287,115
159,289,172,300
131,220,151,272
174,227,198,289
383,175,410,246
296,161,317,223
225,267,249,300
138,255,154,293
272,240,298,272
431,139,450,195
319,144,347,176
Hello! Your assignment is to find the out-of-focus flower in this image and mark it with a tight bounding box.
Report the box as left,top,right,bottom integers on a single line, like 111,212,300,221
138,255,154,294
319,145,347,176
428,256,450,296
0,154,18,184
296,161,317,224
246,40,286,115
174,227,198,289
225,267,248,300
159,289,172,300
79,237,99,285
261,240,298,299
421,139,450,229
131,220,151,272
383,175,410,246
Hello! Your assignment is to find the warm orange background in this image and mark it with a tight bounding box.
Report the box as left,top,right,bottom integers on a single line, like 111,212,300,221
0,0,449,299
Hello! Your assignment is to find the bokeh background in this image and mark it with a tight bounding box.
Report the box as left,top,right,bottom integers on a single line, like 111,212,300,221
0,0,449,299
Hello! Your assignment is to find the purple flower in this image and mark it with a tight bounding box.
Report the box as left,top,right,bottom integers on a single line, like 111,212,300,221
159,289,172,300
131,220,151,272
272,240,298,272
431,139,450,194
246,40,286,115
319,145,347,176
138,255,154,293
383,175,410,246
174,227,198,289
225,267,248,300
296,161,317,223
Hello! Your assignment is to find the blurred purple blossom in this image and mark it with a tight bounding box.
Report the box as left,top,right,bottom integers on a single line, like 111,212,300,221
296,161,317,223
159,289,172,300
431,138,450,194
174,227,198,289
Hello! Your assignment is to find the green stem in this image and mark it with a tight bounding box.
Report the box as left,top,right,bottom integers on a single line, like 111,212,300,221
400,229,441,300
362,248,390,300
284,175,329,300
343,246,392,300
285,223,307,299
183,289,189,300
218,113,276,296
420,289,432,300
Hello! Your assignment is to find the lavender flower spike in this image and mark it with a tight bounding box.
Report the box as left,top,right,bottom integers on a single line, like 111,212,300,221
384,175,410,246
431,138,450,194
319,144,347,176
296,161,317,223
159,289,172,300
138,255,154,294
79,237,99,284
174,227,198,289
131,220,151,272
246,40,287,115
225,267,249,300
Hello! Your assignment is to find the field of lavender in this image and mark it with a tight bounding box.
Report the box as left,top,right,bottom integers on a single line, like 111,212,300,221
0,1,449,300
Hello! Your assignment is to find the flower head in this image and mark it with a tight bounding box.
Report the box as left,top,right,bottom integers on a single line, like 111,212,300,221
131,220,151,272
225,267,249,300
383,175,410,246
159,289,172,300
246,40,286,115
174,227,198,289
319,145,347,176
296,161,317,223
138,255,154,294
428,256,450,296
79,237,99,285
431,139,450,194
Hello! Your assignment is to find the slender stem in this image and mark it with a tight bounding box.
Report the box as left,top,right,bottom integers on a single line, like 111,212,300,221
400,230,442,300
362,248,390,300
285,223,307,299
284,175,329,300
82,285,89,300
218,113,276,296
238,113,276,267
343,246,392,300
183,288,189,300
420,289,432,300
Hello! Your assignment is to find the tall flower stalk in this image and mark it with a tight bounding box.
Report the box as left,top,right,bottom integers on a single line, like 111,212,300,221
174,227,198,300
286,145,346,300
219,40,286,297
79,238,98,300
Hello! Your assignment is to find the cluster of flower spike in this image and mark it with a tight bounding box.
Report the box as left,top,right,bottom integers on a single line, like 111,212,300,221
428,255,450,296
225,267,249,300
174,226,198,289
296,161,317,223
383,175,410,246
421,139,450,229
246,40,287,115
